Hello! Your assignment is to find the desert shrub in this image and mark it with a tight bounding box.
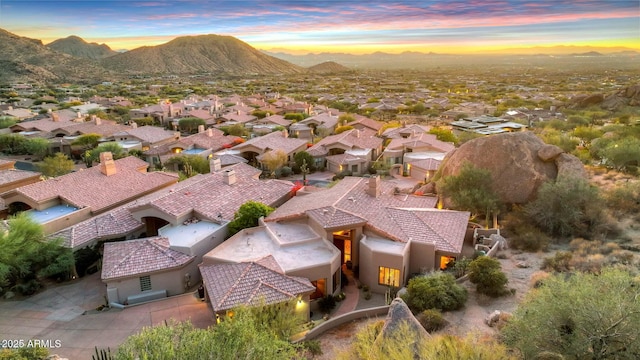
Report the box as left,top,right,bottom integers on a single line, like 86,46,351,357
301,340,322,356
417,309,448,332
541,251,573,272
318,295,336,313
279,166,292,177
510,226,550,252
332,170,352,180
604,181,640,216
529,271,552,288
525,176,604,238
449,257,472,278
401,272,467,312
468,256,509,297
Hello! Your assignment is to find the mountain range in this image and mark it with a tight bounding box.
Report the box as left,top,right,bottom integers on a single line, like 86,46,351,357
1,28,638,84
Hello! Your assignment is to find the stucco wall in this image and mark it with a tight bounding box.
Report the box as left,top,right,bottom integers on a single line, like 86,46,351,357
359,239,407,294
42,207,92,235
409,241,436,275
105,263,195,304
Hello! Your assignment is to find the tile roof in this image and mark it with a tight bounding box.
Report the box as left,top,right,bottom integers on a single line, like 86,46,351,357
300,113,338,129
101,237,195,280
0,168,40,186
382,124,432,139
130,163,292,221
12,156,177,214
347,115,383,131
52,119,131,137
385,133,455,153
232,131,307,154
114,126,178,144
199,258,315,313
267,177,469,252
144,130,239,156
307,128,382,157
51,163,290,249
256,115,292,127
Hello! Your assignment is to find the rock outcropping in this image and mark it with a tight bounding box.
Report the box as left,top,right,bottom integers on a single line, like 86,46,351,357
436,132,587,204
375,298,430,353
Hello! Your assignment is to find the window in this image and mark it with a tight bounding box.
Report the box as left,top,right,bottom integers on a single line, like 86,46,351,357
310,279,326,300
351,164,358,173
140,275,152,291
378,267,400,287
333,269,340,293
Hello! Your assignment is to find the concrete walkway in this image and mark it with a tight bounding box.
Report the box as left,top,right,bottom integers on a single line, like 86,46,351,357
332,269,359,317
0,273,213,359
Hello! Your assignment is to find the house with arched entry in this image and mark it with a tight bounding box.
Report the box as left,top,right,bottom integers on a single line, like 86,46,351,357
204,175,471,302
92,162,294,306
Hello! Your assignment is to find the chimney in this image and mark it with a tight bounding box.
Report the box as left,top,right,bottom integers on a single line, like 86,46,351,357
51,113,60,122
206,128,213,137
198,125,205,133
223,169,236,185
210,157,222,172
355,129,360,138
131,121,138,129
237,110,241,115
77,112,82,119
99,152,117,176
282,129,288,138
8,106,12,111
92,115,101,125
367,175,381,198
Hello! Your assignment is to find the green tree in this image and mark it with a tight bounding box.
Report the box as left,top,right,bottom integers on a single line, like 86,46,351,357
71,133,102,151
525,176,604,238
428,127,457,144
178,117,206,134
0,116,18,129
86,143,126,167
294,151,316,172
283,113,305,122
251,110,272,119
165,154,210,178
467,256,509,297
24,138,50,160
0,133,28,154
438,162,501,227
0,346,49,360
219,124,247,137
0,213,75,295
338,114,355,125
227,201,274,236
502,268,640,360
401,272,467,312
37,153,75,177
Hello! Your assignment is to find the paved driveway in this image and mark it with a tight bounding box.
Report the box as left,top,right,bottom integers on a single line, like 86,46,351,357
0,273,213,359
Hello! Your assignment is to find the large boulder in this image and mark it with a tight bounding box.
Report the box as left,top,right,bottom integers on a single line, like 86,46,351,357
437,132,586,204
375,298,430,352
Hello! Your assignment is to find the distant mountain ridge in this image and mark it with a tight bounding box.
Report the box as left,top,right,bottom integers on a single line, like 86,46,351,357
0,28,112,84
100,34,304,75
307,61,350,73
47,35,118,59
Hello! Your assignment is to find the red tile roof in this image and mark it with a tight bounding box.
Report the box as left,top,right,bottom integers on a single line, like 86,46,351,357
267,177,470,252
102,237,195,280
307,128,381,157
232,131,307,154
53,163,291,249
13,156,177,214
199,258,315,313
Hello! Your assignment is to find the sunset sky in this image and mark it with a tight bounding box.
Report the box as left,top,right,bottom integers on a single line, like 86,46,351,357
1,0,638,54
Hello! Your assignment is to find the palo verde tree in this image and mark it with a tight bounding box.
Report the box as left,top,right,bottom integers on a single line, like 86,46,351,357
437,162,501,228
502,268,640,360
37,152,75,178
0,213,75,296
525,176,604,238
227,201,275,236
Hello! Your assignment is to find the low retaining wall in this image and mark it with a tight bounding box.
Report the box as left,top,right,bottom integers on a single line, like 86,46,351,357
294,305,390,343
